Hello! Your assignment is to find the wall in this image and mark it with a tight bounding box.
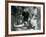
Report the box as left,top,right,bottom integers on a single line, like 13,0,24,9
0,0,46,37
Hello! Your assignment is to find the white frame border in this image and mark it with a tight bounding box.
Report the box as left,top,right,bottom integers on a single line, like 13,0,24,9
8,3,43,34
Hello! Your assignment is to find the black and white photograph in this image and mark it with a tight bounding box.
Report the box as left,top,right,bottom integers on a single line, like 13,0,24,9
11,6,41,31
8,2,44,35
